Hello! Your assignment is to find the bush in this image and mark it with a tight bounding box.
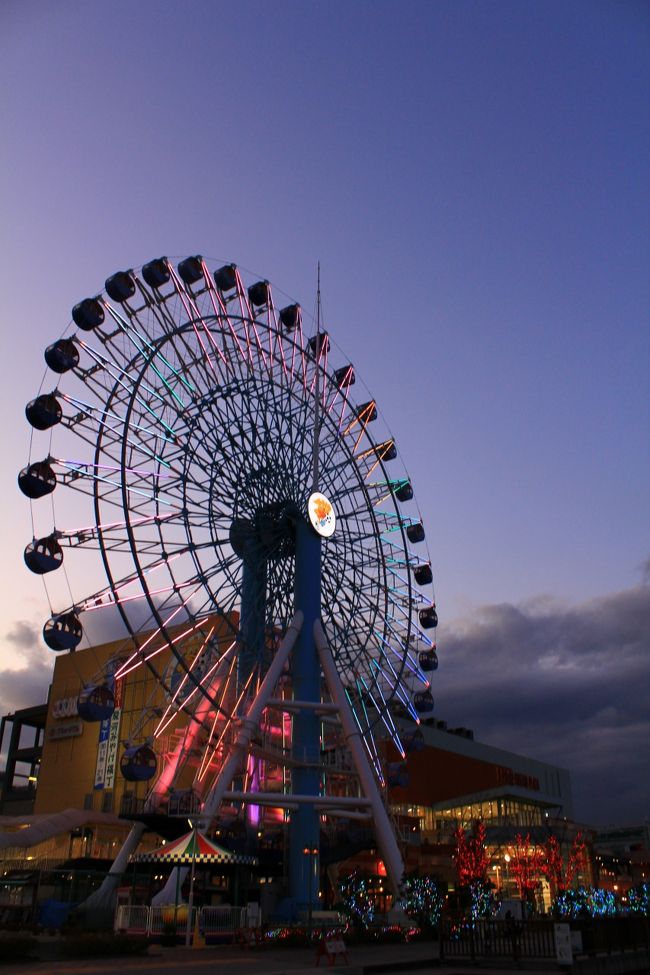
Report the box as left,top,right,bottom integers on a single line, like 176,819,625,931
61,933,149,958
0,935,38,963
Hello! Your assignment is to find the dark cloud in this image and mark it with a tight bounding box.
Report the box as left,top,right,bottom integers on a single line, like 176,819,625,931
6,620,40,652
435,581,650,826
0,641,53,721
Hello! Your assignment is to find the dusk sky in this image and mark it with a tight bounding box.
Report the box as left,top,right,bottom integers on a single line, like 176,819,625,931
1,1,648,826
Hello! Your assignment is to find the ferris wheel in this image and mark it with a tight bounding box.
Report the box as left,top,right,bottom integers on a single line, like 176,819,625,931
20,255,438,795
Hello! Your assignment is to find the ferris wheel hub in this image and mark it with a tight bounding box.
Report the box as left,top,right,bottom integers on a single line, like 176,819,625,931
229,501,300,562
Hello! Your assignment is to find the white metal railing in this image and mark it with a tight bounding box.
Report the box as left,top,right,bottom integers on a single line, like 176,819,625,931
115,903,247,937
115,904,150,933
201,906,247,936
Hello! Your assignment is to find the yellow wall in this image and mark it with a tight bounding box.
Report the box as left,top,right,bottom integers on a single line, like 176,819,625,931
35,614,238,815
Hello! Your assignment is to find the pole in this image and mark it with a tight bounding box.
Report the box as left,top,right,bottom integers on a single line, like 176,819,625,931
289,520,321,913
174,862,180,938
304,846,317,941
312,262,321,493
185,825,197,947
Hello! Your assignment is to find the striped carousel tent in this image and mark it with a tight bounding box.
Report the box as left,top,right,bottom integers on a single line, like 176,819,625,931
131,828,258,865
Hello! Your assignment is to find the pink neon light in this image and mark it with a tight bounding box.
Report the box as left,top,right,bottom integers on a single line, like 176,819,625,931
196,651,240,781
201,259,248,365
168,265,220,379
197,667,256,783
154,637,237,737
114,592,206,678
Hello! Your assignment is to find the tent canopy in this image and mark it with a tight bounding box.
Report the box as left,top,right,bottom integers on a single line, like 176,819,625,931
131,828,258,865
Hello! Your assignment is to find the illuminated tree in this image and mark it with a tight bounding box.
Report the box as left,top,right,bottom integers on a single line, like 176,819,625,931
454,820,489,886
566,832,587,888
544,835,564,892
339,870,375,930
544,831,588,893
510,833,544,901
400,873,445,929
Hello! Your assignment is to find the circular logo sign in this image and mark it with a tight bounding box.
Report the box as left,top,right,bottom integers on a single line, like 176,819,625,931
308,492,336,538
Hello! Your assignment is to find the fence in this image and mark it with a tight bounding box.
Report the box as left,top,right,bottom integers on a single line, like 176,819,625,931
115,904,247,941
441,918,650,965
441,919,556,962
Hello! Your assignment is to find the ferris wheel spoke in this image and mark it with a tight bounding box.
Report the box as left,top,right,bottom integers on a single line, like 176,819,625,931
77,341,184,438
58,392,175,469
114,577,220,679
54,459,181,509
366,661,406,750
201,264,251,368
167,266,234,381
195,663,256,786
153,631,238,737
232,270,270,370
98,305,189,411
100,298,200,404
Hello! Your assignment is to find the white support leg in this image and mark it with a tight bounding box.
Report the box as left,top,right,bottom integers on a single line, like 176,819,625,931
200,611,303,822
314,619,405,897
79,821,147,912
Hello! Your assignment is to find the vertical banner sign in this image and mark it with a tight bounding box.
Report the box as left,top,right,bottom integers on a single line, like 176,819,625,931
104,678,123,789
93,677,123,790
94,719,110,790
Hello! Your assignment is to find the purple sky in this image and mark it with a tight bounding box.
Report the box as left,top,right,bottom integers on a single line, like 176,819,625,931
1,0,648,826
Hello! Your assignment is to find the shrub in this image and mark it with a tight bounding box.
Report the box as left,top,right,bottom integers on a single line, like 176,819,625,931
0,935,38,963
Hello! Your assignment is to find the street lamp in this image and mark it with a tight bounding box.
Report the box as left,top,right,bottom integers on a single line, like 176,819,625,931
493,863,501,891
303,846,318,940
504,853,511,896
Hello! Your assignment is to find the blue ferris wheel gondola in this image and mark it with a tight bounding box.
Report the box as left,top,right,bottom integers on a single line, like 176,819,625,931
77,684,115,723
387,761,409,789
24,534,63,574
121,744,157,782
43,611,83,651
414,689,434,714
419,648,438,672
18,460,56,499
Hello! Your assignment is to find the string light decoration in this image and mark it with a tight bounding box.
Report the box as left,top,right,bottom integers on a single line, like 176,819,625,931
627,882,649,916
339,871,376,930
453,820,489,886
400,873,445,929
554,886,617,918
469,880,500,921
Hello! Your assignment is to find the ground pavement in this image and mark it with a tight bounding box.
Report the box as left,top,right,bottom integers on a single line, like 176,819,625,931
0,939,565,975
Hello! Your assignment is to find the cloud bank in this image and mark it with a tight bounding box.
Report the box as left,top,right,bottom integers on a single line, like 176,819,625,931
435,579,650,826
1,621,53,721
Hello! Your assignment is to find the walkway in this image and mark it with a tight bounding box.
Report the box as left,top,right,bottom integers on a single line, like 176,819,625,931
0,939,561,975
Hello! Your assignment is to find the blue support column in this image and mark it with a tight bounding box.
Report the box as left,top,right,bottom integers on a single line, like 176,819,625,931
238,546,266,690
238,545,266,833
289,516,321,912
